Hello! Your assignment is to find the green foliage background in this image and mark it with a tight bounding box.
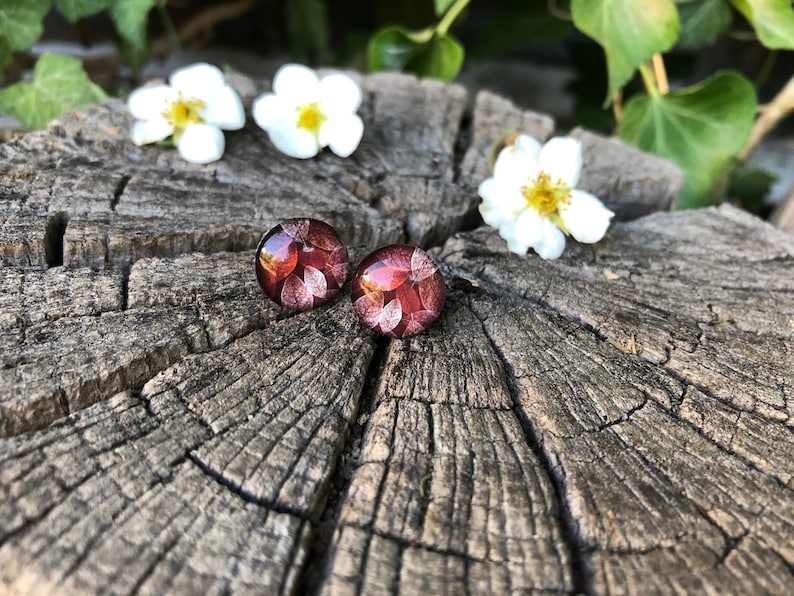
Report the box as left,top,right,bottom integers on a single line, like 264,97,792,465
1,0,794,210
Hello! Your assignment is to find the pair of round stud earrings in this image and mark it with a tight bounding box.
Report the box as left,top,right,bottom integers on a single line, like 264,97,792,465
255,218,446,339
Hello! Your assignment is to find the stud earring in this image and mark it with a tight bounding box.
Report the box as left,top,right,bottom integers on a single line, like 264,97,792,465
351,244,446,338
255,218,349,311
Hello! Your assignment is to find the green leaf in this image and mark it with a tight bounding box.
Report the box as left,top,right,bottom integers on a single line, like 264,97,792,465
0,0,51,68
617,71,757,209
728,164,777,214
434,0,456,16
676,0,733,48
472,0,573,57
571,0,679,104
108,0,156,50
729,0,794,48
56,0,109,21
0,54,108,129
367,25,464,81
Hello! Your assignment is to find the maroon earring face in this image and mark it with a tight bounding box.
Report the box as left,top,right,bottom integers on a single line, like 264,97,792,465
351,244,446,338
255,218,349,311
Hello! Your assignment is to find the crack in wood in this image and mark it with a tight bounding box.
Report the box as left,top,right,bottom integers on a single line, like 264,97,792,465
186,453,310,519
468,296,592,595
292,336,391,595
111,174,130,212
43,211,68,268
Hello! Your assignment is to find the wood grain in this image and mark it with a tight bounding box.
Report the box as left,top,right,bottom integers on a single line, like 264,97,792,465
1,72,791,594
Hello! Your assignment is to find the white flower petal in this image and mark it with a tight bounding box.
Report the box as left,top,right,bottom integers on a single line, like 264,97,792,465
560,189,614,244
170,62,225,97
497,221,529,255
479,203,506,229
273,64,321,103
493,139,540,189
201,84,245,130
268,125,319,159
322,114,364,157
479,188,525,229
127,85,175,120
319,73,362,115
252,93,285,131
176,123,225,164
513,134,542,164
532,219,566,260
478,177,497,202
506,237,530,255
512,208,543,247
132,117,173,145
539,136,582,187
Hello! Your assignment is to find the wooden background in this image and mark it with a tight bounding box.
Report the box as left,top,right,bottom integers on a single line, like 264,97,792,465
1,72,792,594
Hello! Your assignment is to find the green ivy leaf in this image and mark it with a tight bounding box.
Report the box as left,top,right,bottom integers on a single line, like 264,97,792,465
0,54,108,129
676,0,733,48
367,25,464,82
434,0,456,16
472,0,573,58
108,0,156,51
728,164,777,214
571,0,679,104
56,0,109,21
729,0,794,49
0,0,51,69
617,71,757,209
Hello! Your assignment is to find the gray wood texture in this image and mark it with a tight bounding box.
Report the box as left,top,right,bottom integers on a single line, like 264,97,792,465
772,185,794,235
1,72,792,595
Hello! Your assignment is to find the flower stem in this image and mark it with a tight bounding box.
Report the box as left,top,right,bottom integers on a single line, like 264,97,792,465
651,53,669,94
612,89,624,122
547,0,572,20
436,0,471,36
739,75,794,161
755,50,778,88
638,63,659,97
157,0,181,51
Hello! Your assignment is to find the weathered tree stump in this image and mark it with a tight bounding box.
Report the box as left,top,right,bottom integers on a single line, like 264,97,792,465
1,72,792,595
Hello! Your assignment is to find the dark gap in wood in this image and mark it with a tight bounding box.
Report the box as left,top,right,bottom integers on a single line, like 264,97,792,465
120,264,130,311
186,453,310,519
367,170,390,219
456,203,485,237
43,212,68,268
56,387,70,418
354,379,402,590
469,297,593,595
713,529,749,567
294,336,391,595
111,174,130,212
332,523,491,565
452,106,473,188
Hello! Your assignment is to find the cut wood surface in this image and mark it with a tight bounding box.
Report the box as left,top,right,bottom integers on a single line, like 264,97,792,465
0,72,792,595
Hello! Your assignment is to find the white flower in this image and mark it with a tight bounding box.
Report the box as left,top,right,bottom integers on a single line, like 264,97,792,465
478,135,614,260
252,64,364,159
127,63,245,164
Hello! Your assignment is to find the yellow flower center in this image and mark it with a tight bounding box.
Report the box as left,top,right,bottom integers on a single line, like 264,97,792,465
296,102,326,138
162,93,206,140
522,171,572,217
